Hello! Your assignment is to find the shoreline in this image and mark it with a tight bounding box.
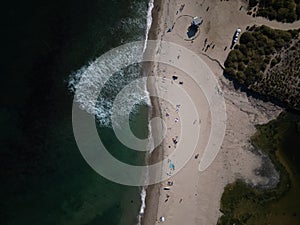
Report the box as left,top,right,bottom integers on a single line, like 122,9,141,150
142,0,164,224
141,0,300,224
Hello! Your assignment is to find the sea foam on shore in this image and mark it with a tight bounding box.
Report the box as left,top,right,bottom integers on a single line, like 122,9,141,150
68,0,155,224
138,0,155,224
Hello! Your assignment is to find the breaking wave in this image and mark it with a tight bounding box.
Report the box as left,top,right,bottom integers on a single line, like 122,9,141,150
68,1,154,224
68,61,150,127
68,0,151,128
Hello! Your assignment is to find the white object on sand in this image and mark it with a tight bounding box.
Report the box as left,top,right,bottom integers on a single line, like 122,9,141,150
192,16,203,26
159,216,165,222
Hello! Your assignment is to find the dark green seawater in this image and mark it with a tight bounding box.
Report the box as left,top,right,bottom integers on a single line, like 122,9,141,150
1,0,149,224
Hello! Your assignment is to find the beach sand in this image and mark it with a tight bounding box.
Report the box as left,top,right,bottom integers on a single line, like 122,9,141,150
143,0,300,225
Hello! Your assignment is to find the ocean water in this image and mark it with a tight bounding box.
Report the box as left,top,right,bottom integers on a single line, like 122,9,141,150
1,0,152,224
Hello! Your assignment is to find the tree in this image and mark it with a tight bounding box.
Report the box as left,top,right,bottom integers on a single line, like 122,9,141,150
249,0,258,7
261,25,275,37
240,32,256,44
274,38,285,49
297,3,300,19
239,44,249,56
224,67,236,78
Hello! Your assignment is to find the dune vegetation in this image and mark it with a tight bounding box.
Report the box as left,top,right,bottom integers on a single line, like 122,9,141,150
248,0,300,22
224,25,300,111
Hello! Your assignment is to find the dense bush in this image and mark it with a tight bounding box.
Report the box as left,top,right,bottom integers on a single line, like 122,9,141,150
249,0,300,22
297,3,300,18
224,25,300,110
249,0,259,7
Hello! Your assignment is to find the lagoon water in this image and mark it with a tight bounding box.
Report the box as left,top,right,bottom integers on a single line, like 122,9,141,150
1,0,151,224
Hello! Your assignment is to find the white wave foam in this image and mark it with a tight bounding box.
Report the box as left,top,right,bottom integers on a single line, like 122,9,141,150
111,1,148,44
137,187,147,225
143,0,154,52
137,0,154,224
69,0,154,222
68,0,152,129
69,62,150,127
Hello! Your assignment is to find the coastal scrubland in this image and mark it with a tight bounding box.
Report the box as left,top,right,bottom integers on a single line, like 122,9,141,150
224,25,300,110
248,0,300,22
219,22,300,225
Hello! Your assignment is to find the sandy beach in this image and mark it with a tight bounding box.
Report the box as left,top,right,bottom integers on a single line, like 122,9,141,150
142,0,300,225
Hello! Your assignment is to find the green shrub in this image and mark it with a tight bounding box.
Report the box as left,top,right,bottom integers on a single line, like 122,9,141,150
297,3,300,18
250,0,299,22
223,25,300,111
270,58,278,67
249,0,258,7
240,32,256,44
